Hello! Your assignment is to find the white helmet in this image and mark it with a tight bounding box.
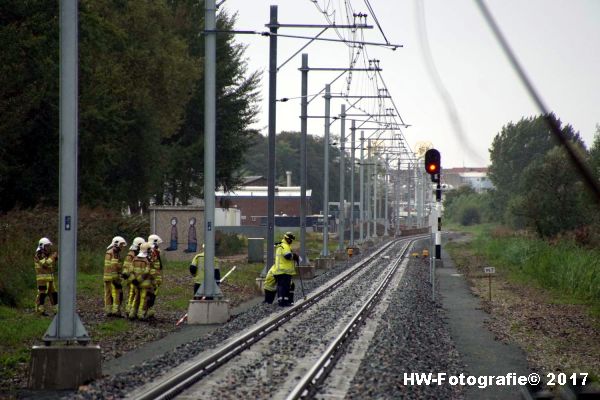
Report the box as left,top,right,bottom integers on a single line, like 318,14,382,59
138,242,152,256
130,236,145,251
37,237,52,251
39,237,52,247
148,234,163,246
107,236,127,249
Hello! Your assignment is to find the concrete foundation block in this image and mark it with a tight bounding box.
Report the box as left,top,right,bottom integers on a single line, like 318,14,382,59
187,299,230,324
296,265,315,280
334,250,347,261
255,277,265,291
314,257,335,270
28,344,101,390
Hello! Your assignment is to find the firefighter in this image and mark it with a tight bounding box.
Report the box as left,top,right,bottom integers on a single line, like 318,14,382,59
189,244,221,299
146,234,163,318
272,232,299,307
34,237,58,315
103,236,127,316
131,242,153,320
122,237,145,315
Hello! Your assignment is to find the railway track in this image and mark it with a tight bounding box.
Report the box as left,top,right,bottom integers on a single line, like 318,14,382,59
127,235,424,400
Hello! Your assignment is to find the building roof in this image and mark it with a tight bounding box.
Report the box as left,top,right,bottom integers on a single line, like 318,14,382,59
241,176,266,185
216,186,312,198
445,167,488,174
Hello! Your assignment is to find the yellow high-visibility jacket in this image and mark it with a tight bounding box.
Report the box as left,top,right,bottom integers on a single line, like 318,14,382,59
263,265,277,292
190,252,221,285
272,241,296,275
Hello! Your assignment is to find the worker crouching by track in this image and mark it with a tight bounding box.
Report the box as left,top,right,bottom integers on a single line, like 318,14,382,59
272,232,299,307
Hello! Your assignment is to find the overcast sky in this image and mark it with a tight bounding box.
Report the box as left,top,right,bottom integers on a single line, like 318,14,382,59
220,0,600,168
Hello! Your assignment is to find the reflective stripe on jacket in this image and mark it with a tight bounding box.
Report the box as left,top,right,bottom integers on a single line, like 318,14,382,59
272,241,296,275
34,251,55,282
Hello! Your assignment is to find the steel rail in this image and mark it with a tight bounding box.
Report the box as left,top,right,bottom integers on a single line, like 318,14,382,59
286,236,423,399
132,238,406,400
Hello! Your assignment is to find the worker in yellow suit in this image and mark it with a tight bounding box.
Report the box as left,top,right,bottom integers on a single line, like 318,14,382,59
146,234,163,318
263,265,277,304
34,237,58,315
132,242,153,320
103,236,127,316
189,244,221,299
272,232,299,307
122,237,145,315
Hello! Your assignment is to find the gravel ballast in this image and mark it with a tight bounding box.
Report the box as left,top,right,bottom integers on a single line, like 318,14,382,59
343,239,464,399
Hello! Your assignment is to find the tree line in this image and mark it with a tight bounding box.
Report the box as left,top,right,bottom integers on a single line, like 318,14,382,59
445,114,600,241
0,0,260,213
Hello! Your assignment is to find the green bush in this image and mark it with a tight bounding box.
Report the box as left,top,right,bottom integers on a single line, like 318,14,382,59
215,232,245,256
444,187,492,226
460,206,481,226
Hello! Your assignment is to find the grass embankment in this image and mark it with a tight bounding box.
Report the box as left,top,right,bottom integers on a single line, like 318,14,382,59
446,223,600,312
445,223,600,381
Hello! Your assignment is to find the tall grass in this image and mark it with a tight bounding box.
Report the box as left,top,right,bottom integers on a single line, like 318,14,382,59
471,228,600,306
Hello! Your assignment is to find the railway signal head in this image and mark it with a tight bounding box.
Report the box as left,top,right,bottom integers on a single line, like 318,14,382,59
424,149,441,183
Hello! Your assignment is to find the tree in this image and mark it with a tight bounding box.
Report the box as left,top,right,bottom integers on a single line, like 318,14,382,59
78,0,197,211
589,124,600,180
519,147,587,237
0,1,59,210
488,113,584,221
159,2,260,205
0,1,259,213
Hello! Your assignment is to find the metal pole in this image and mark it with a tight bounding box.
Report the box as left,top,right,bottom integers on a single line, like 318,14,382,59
197,0,222,298
397,159,402,234
407,163,412,228
266,5,278,274
44,0,89,342
350,120,356,246
384,154,389,236
416,169,422,227
373,155,378,237
322,84,331,256
359,131,364,242
366,139,371,239
436,180,442,260
299,53,308,265
338,104,346,250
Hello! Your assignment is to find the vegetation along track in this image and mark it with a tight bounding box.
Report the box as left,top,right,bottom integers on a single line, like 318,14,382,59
128,236,424,400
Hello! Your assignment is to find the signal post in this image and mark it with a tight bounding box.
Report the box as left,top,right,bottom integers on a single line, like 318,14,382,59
425,149,441,299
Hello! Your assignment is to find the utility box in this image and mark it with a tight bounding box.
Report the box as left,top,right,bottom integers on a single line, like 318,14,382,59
248,237,264,263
